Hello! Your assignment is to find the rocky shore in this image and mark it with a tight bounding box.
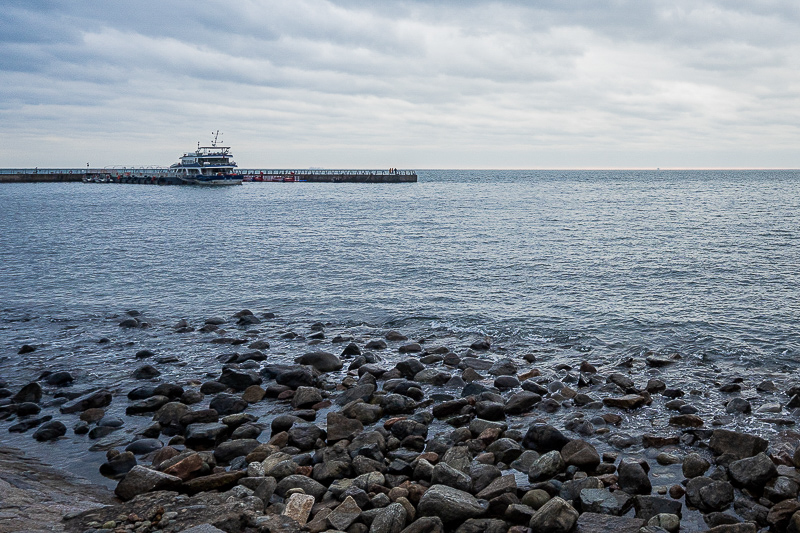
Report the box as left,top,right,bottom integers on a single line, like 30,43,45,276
2,309,800,533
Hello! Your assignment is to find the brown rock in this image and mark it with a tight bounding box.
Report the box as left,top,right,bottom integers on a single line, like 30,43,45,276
575,512,645,533
162,454,204,480
242,385,266,403
602,395,647,410
282,493,315,526
669,414,704,427
181,471,245,495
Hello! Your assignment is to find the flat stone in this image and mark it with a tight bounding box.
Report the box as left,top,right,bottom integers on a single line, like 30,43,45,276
575,513,645,533
282,493,315,526
328,496,362,531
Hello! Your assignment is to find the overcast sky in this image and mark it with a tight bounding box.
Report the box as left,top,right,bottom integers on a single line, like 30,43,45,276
2,0,799,169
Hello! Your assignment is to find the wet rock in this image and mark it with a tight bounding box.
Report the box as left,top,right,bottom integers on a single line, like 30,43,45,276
668,414,703,427
327,412,364,442
729,453,777,489
181,409,219,426
561,439,600,470
575,513,644,533
16,402,41,416
182,470,246,495
371,502,408,533
119,318,140,328
151,401,190,432
470,340,491,351
218,368,262,391
617,459,651,495
133,365,161,379
275,474,327,499
8,415,52,433
275,367,315,389
579,488,633,516
602,394,647,410
528,496,579,533
708,429,768,460
99,451,137,479
125,438,163,455
126,395,170,415
485,438,523,464
528,450,565,482
432,462,472,492
33,420,66,441
682,453,710,478
185,422,229,446
522,424,569,452
725,397,752,414
698,480,735,511
288,423,325,450
296,351,343,372
60,390,112,413
209,393,248,416
43,371,74,386
292,386,323,408
475,401,505,421
417,485,489,523
399,343,422,353
504,392,540,414
633,496,682,521
647,513,680,533
114,465,181,501
476,474,517,500
488,358,517,376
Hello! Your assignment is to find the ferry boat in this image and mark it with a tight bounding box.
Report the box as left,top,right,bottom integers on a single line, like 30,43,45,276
169,131,242,185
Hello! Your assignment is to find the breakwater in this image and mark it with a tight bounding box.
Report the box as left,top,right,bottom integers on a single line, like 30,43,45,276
0,169,418,184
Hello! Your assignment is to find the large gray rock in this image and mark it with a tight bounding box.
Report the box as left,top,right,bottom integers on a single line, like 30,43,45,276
275,474,326,499
328,496,362,531
60,390,112,413
522,424,569,452
218,368,261,391
708,429,768,460
114,465,181,501
417,485,488,523
370,502,407,533
574,512,645,533
292,386,323,408
209,393,248,416
528,450,565,482
295,351,343,372
561,439,600,470
617,459,651,495
432,462,471,492
213,439,260,464
729,453,778,489
580,488,633,516
529,496,579,533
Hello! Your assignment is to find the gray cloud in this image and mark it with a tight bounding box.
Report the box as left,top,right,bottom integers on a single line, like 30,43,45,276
0,0,799,168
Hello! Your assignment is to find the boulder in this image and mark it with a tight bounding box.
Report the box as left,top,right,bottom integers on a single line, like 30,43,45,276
282,493,315,526
209,393,248,416
708,430,768,460
575,513,645,533
218,368,261,391
528,450,565,482
60,390,112,413
32,420,66,441
417,485,489,523
370,502,407,533
529,496,579,533
295,351,343,372
729,453,778,489
522,424,569,452
561,440,600,470
275,475,327,499
617,459,651,495
114,465,181,501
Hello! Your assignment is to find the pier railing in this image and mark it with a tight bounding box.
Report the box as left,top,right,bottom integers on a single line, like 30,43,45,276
0,168,415,176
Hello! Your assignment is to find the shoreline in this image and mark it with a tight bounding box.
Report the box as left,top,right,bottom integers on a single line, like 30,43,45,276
2,309,800,532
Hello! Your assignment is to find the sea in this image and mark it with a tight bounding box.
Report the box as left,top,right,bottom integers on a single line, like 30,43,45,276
1,169,799,484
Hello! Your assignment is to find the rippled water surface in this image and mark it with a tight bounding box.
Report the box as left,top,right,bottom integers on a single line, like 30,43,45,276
2,170,798,364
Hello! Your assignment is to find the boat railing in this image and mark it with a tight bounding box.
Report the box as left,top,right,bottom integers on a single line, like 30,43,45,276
238,169,417,176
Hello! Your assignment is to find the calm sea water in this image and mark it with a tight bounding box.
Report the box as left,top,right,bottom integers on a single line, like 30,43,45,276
1,170,799,369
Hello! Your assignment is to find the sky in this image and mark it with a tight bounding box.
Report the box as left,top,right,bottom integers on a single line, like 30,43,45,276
1,0,799,169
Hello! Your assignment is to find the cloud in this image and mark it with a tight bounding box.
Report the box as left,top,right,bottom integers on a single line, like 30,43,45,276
0,0,799,168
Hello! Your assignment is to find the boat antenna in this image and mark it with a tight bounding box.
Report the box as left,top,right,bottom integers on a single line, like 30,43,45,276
211,130,220,147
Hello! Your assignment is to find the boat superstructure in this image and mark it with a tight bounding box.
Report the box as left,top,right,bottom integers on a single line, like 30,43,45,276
169,131,242,185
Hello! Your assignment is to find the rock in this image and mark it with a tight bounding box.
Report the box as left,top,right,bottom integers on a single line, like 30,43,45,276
152,401,190,430
561,439,600,470
579,488,633,516
328,496,363,530
725,397,752,414
99,451,137,479
60,390,112,413
126,395,170,415
327,412,364,442
288,423,325,450
529,496,579,533
647,513,680,533
32,421,66,441
504,392,541,415
276,475,327,499
185,422,229,446
708,430,768,460
218,368,262,391
370,502,407,533
470,340,491,351
43,371,74,386
454,519,507,533
633,496,682,521
214,439,260,463
698,481,734,511
488,358,517,376
209,393,248,416
668,414,704,427
682,453,710,478
522,424,569,452
125,438,163,455
114,465,181,501
417,485,489,523
119,318,140,328
432,462,472,492
16,402,41,416
182,471,246,494
242,385,266,403
602,394,647,410
162,453,205,480
476,474,517,500
8,415,52,433
292,386,323,408
528,450,565,481
12,382,43,403
574,513,645,533
728,453,777,489
617,459,651,495
399,343,422,353
132,365,161,379
282,493,315,526
705,524,757,533
296,351,343,372
274,367,315,389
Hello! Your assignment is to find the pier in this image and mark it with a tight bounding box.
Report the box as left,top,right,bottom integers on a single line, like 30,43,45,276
0,168,417,184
